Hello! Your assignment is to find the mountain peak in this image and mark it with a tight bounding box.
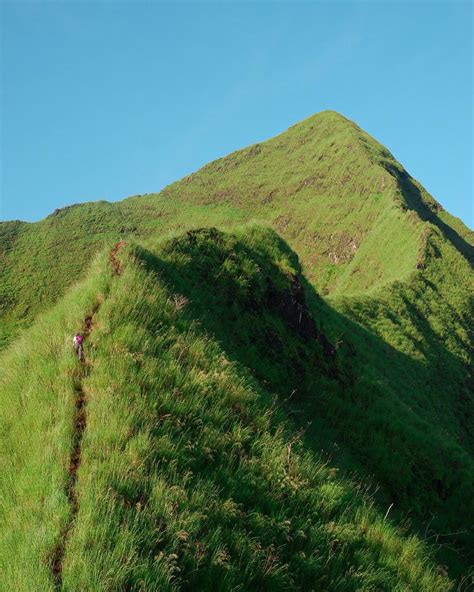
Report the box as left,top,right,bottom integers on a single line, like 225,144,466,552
285,108,354,132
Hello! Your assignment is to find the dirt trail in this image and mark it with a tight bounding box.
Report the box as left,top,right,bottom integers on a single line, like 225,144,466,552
110,240,126,276
51,241,125,588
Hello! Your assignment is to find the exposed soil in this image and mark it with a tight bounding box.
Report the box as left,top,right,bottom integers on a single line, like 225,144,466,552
110,240,126,276
51,307,97,588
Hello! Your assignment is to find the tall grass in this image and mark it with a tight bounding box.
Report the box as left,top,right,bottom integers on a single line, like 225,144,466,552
0,235,455,590
0,108,472,587
138,226,474,575
0,252,111,591
61,242,452,590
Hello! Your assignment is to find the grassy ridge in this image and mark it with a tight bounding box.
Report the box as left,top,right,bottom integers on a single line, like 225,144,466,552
0,231,457,590
0,200,244,349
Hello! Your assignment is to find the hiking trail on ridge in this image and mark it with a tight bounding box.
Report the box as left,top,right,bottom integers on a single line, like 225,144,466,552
51,241,125,588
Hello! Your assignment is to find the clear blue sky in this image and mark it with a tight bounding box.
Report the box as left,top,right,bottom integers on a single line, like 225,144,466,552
1,1,472,226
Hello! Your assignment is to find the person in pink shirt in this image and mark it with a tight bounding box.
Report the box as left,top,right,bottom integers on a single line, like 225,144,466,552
73,333,84,361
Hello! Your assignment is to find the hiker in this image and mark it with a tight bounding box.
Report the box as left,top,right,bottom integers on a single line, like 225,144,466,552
73,333,84,361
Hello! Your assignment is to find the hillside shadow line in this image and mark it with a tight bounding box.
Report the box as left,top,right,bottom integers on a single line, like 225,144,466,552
385,164,473,266
133,231,473,576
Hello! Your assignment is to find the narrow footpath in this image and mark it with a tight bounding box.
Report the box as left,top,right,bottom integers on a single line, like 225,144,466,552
110,240,126,276
51,242,125,589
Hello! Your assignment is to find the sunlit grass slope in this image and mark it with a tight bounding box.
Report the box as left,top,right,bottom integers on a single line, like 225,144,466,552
0,251,112,590
0,199,244,349
0,229,456,591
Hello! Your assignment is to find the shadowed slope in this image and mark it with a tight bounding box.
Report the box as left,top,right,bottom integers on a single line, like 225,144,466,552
137,227,474,574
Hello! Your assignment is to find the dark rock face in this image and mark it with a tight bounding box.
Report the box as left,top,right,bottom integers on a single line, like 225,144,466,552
266,273,336,357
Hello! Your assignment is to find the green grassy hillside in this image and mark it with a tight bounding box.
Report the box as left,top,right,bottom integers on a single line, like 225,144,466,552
1,110,472,588
0,231,460,590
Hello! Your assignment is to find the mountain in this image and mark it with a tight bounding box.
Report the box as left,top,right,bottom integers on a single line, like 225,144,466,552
2,111,472,350
0,111,473,590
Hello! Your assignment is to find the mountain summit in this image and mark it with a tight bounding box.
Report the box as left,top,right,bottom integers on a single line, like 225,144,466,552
0,111,473,589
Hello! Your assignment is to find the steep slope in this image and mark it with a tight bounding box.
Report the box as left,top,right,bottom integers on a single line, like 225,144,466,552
332,227,473,451
1,111,471,350
141,227,474,574
0,230,457,590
